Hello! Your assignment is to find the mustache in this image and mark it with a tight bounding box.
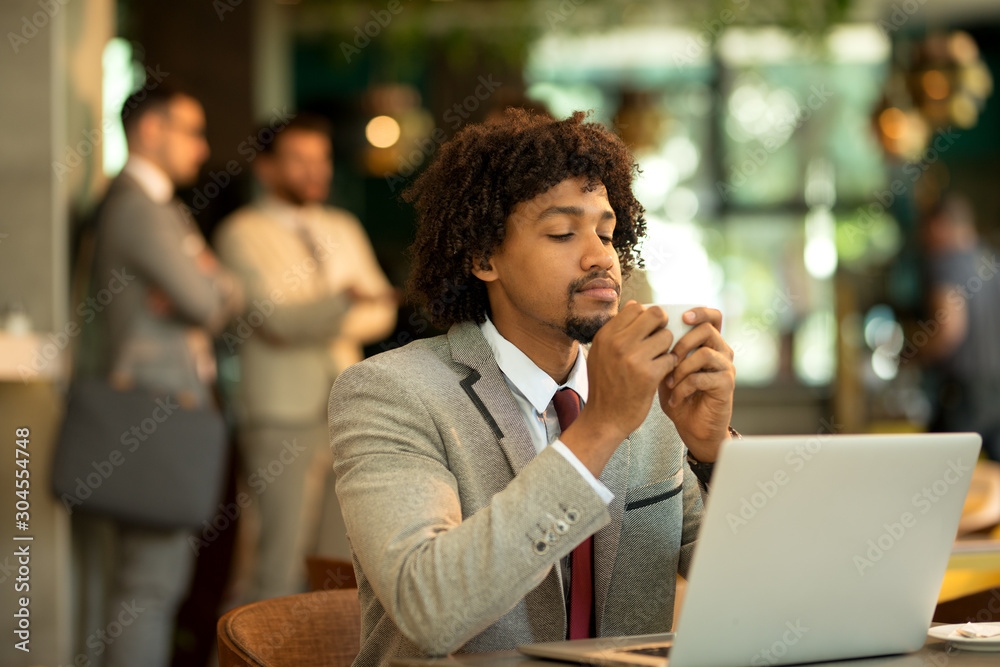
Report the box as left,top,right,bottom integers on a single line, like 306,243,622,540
567,272,621,297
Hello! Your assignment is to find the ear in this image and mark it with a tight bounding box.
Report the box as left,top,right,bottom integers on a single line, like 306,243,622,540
134,111,165,151
252,154,276,186
128,110,164,154
470,257,497,283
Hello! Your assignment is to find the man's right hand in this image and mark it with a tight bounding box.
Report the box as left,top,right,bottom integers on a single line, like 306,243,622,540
560,301,678,477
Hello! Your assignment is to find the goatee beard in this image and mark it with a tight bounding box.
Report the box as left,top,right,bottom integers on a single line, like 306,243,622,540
564,271,620,343
563,315,608,344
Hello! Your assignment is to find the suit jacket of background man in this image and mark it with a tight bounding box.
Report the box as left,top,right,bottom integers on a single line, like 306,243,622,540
92,172,240,407
329,321,707,667
215,200,396,426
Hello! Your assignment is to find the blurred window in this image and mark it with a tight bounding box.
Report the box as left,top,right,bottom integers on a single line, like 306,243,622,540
525,24,892,388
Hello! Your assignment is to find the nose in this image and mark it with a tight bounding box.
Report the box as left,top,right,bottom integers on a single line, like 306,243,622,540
580,232,615,272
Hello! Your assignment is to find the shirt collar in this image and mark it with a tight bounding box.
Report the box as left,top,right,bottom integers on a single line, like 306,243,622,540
122,155,174,204
479,316,589,414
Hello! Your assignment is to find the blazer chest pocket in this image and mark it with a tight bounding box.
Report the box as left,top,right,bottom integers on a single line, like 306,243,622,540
619,468,686,564
624,467,684,512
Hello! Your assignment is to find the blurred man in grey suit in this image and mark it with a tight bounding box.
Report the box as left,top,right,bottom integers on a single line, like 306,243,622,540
215,114,396,602
919,194,1000,461
91,83,242,667
329,110,737,666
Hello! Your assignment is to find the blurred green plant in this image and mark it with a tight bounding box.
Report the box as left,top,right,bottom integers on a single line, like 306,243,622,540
315,0,857,75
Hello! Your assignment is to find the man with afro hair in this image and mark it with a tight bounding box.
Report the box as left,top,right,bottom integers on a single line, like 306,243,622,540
329,109,736,665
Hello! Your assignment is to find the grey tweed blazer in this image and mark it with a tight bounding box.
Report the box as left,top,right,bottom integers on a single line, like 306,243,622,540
329,321,706,666
91,173,241,406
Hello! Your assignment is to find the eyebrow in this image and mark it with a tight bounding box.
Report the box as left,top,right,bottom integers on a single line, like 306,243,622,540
535,205,615,222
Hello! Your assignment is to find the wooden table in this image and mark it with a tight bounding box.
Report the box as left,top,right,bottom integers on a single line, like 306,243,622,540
391,635,998,667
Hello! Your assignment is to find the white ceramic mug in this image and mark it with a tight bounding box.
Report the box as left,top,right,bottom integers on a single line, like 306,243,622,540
643,303,704,352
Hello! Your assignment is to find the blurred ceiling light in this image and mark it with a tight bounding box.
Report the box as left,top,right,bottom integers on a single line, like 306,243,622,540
948,31,979,65
804,206,838,280
961,64,994,99
526,27,711,81
365,115,401,149
827,24,890,63
883,322,904,356
873,31,992,160
921,70,949,100
633,156,678,212
722,25,888,66
729,84,767,125
804,238,838,279
863,304,895,349
794,311,836,386
871,348,899,381
949,94,978,129
719,28,798,65
877,107,907,140
663,136,700,181
360,83,431,177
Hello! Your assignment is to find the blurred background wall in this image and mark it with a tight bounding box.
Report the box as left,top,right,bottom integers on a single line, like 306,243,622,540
1,0,999,665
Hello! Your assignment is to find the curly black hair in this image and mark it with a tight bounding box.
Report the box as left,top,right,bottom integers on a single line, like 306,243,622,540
402,109,646,329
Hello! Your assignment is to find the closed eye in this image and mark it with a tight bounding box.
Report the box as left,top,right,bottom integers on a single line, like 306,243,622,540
548,233,573,241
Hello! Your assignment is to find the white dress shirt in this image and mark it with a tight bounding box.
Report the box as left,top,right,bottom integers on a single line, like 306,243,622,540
122,155,174,204
480,317,614,503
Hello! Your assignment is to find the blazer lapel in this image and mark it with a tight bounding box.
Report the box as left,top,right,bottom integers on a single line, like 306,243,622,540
448,322,570,637
447,322,538,476
448,321,627,636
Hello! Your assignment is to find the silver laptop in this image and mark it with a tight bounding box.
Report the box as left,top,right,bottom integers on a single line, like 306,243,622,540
519,433,982,667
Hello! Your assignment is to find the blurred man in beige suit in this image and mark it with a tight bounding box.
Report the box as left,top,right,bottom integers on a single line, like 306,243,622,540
215,114,396,601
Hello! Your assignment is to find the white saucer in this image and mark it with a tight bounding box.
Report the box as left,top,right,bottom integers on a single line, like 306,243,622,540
928,624,1000,651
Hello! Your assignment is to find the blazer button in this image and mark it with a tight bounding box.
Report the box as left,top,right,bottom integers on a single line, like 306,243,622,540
565,509,579,524
534,540,549,555
554,520,569,534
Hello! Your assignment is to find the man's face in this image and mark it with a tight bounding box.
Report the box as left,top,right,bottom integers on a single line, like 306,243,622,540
156,95,209,187
474,176,622,345
258,129,333,206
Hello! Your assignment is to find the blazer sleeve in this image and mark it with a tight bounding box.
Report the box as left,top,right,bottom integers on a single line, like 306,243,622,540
214,218,352,344
108,194,240,332
329,357,611,656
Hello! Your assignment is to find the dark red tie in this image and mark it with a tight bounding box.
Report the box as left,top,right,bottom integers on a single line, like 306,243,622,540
552,388,594,640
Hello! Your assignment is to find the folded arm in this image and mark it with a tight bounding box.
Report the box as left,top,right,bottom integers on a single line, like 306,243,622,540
337,217,397,344
215,222,352,345
114,198,242,333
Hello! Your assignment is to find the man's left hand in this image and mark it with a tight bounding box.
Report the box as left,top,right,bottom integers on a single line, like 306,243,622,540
658,307,735,463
